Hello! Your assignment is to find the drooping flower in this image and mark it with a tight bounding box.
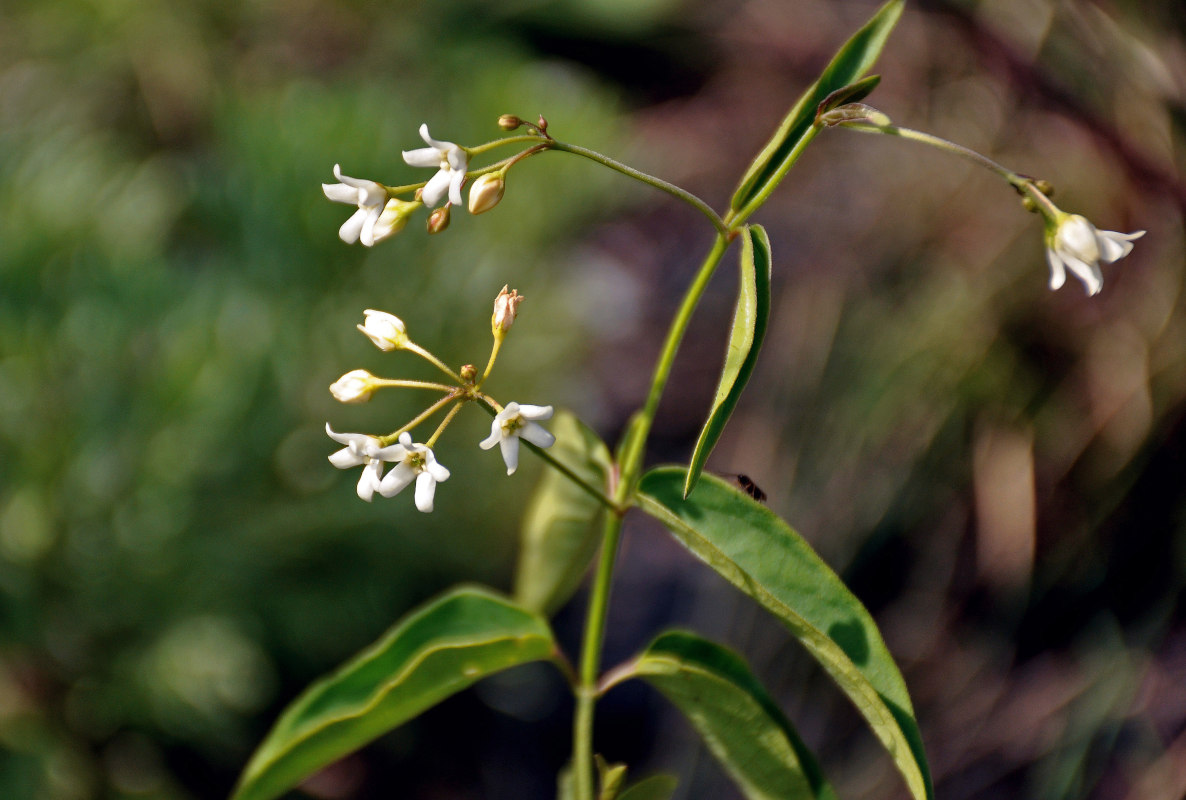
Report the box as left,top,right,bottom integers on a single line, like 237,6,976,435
330,369,378,404
377,432,451,512
402,124,468,208
1045,213,1145,296
479,402,555,476
326,424,407,502
322,164,389,246
357,309,408,351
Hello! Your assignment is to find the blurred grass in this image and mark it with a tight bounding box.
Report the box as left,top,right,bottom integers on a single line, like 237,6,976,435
2,0,1185,798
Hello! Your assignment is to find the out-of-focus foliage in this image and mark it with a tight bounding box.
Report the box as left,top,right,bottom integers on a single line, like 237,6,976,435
2,0,1185,798
0,0,631,796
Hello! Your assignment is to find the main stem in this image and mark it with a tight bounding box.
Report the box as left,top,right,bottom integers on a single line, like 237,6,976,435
573,512,625,800
570,229,733,800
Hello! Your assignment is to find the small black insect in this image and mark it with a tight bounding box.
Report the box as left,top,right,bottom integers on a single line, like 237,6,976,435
734,474,767,503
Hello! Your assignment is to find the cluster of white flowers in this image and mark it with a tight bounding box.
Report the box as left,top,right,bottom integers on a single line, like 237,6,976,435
324,123,518,246
325,299,554,511
327,427,451,511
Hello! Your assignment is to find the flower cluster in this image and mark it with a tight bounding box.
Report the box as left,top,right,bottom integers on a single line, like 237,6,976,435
323,121,530,245
325,297,554,512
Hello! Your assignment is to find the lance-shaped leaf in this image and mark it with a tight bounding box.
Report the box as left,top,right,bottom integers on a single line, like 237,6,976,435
635,469,933,800
684,225,771,498
617,774,679,800
515,411,613,615
729,0,904,218
232,586,557,800
630,631,836,800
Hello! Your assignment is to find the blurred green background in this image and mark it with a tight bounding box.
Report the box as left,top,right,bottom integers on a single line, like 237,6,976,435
1,0,1184,798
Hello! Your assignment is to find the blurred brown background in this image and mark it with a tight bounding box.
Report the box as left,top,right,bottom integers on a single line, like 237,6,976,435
1,0,1183,798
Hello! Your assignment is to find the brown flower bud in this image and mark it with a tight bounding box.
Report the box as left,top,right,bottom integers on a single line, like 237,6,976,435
427,205,451,234
498,115,524,131
492,285,523,335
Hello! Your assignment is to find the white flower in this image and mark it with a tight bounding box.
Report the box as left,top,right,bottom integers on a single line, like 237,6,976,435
479,402,555,475
377,432,451,512
357,309,408,351
1046,214,1145,296
322,164,390,246
326,424,406,502
402,124,468,208
330,369,377,404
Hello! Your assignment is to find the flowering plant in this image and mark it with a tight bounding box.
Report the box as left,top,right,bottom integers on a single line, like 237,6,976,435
231,3,1143,799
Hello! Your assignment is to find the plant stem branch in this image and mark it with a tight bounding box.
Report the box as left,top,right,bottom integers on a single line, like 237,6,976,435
549,140,728,236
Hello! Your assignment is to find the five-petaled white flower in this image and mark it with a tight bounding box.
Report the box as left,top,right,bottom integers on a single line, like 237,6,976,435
326,424,406,502
1046,213,1145,296
480,402,555,476
322,165,389,246
402,124,469,208
377,432,451,512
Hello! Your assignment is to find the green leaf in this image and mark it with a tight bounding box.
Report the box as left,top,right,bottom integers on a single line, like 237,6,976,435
814,74,882,121
232,586,556,800
635,469,933,800
514,411,613,615
684,225,772,498
632,631,836,800
729,0,903,216
617,774,679,800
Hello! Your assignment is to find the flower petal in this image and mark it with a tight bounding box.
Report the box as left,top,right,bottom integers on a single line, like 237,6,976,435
357,460,384,502
414,472,437,512
1097,229,1144,263
520,421,555,449
1046,248,1067,291
359,204,383,247
426,457,450,482
378,463,416,498
322,183,358,204
338,208,367,244
499,435,520,476
516,404,553,421
328,447,365,468
479,428,501,450
447,169,465,208
1062,253,1103,296
420,170,452,208
402,146,441,168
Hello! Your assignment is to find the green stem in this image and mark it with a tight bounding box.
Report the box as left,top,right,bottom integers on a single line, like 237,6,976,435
405,342,463,383
570,231,733,800
625,232,733,482
380,393,458,446
549,140,729,236
373,378,455,392
573,512,625,800
838,122,1027,188
466,134,548,157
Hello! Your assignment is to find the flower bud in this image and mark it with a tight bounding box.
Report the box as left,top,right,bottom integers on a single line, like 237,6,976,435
492,285,523,335
427,205,451,234
330,369,378,404
460,364,477,383
1034,179,1054,197
498,114,524,131
369,198,420,245
357,309,408,351
468,173,505,215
